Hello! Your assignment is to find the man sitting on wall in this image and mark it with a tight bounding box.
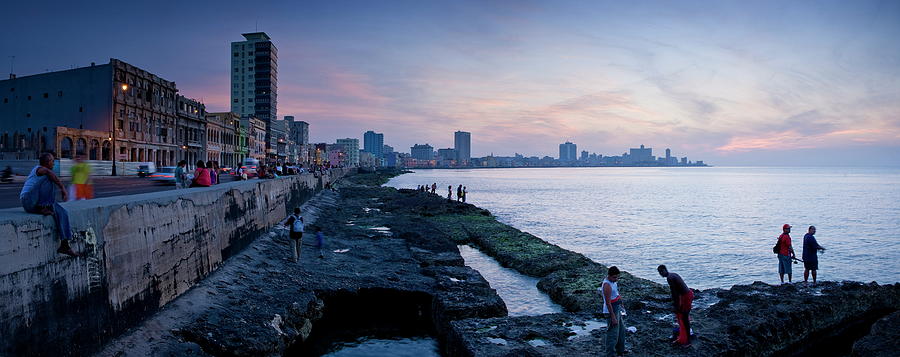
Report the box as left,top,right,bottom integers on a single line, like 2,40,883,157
20,152,78,256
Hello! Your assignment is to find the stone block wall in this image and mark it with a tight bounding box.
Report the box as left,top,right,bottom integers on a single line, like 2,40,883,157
0,169,350,355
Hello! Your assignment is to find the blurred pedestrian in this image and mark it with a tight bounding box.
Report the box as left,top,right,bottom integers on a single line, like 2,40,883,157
315,226,326,259
69,156,93,200
20,153,77,256
658,265,693,346
206,161,217,185
803,226,826,285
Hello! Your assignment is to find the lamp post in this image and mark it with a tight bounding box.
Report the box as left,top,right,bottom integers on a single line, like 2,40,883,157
111,83,128,176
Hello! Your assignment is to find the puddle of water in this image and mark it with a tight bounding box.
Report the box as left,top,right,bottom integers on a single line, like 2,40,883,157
322,336,438,357
566,319,607,340
457,245,563,316
485,337,508,345
363,207,381,213
527,339,548,347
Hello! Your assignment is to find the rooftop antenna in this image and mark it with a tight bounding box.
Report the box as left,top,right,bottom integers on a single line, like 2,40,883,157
8,56,13,76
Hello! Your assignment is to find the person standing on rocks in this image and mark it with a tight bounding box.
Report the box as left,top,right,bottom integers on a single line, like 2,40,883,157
431,183,437,194
599,266,626,357
457,184,463,202
802,226,826,285
284,207,304,263
315,226,326,259
776,224,796,284
462,186,467,203
448,185,453,201
658,265,693,346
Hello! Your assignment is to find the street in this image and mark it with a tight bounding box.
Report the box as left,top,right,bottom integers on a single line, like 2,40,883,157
0,175,240,209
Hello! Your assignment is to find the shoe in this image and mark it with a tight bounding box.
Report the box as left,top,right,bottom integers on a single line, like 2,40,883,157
57,240,79,257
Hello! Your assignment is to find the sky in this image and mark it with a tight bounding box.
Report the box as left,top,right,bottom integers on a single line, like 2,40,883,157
3,0,899,166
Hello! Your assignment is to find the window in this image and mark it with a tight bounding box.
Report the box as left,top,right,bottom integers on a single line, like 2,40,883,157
43,93,48,98
2,98,6,103
248,67,253,71
58,91,63,97
79,107,83,112
27,96,31,100
26,113,31,118
234,52,239,57
234,68,239,72
233,99,239,103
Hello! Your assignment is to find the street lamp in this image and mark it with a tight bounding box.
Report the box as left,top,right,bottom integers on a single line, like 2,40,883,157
111,82,129,176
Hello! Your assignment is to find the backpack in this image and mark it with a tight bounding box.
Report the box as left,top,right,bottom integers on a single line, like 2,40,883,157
291,214,304,233
772,237,781,254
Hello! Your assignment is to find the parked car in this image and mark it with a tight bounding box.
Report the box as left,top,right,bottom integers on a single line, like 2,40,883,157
149,166,177,184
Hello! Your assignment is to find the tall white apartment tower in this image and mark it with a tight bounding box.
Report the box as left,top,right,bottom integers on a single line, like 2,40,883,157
231,32,278,157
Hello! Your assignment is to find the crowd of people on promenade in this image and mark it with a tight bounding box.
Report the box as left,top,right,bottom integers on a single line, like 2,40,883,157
15,152,344,258
415,182,468,203
600,223,827,355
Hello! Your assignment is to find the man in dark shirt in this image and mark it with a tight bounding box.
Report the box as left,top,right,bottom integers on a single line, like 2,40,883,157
658,265,693,346
802,226,826,285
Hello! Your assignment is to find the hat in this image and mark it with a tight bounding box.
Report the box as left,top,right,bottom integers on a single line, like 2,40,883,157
783,224,792,230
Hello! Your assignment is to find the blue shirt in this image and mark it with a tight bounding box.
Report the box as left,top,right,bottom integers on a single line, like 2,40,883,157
802,233,822,262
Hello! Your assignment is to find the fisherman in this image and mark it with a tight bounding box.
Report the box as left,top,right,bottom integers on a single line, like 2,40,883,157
658,265,693,346
776,224,796,284
599,266,626,357
457,184,463,202
802,226,826,285
20,153,78,256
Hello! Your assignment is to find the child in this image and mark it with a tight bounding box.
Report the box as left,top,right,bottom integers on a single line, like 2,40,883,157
315,226,326,259
284,207,304,262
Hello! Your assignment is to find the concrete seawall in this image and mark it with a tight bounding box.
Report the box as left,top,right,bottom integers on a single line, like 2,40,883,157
0,169,351,356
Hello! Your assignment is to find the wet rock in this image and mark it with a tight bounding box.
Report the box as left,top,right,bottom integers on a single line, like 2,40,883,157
852,310,900,357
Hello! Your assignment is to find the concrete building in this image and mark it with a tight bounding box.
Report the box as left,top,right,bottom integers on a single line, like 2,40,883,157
559,141,577,161
437,148,457,161
363,130,384,166
454,131,471,166
335,138,360,166
175,95,207,167
285,116,309,165
628,144,653,164
270,119,288,162
205,112,241,168
241,116,266,161
231,32,278,156
0,59,179,169
580,150,589,161
411,143,434,160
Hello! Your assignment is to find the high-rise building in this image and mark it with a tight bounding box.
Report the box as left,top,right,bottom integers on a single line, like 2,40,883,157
231,32,277,156
335,138,359,166
454,131,471,166
628,144,653,163
580,150,589,161
559,141,577,161
284,116,308,146
411,144,434,160
363,130,384,166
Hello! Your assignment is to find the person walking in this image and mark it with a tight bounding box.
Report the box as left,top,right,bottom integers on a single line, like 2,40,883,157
284,207,304,263
69,156,93,200
20,153,78,256
456,184,463,202
447,185,453,201
206,161,217,185
775,224,796,284
599,266,626,357
658,265,693,346
802,226,826,285
315,226,326,259
191,161,211,187
174,160,188,189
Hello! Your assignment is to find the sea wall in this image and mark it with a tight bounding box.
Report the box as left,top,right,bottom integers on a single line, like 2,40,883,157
0,168,351,356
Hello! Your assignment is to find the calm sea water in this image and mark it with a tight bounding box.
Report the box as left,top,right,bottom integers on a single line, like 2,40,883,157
387,167,900,290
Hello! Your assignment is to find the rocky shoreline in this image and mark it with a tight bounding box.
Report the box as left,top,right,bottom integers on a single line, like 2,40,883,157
99,170,898,356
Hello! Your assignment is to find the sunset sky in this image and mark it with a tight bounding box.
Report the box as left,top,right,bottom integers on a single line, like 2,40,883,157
4,0,899,165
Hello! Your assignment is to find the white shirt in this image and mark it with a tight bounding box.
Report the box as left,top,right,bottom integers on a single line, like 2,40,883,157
598,278,620,314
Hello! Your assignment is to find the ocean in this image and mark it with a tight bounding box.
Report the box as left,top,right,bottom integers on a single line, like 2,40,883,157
386,167,900,290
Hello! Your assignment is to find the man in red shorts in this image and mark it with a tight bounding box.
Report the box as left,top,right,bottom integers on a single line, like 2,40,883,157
659,264,693,346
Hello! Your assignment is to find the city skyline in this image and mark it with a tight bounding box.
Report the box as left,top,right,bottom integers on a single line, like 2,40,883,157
2,1,899,166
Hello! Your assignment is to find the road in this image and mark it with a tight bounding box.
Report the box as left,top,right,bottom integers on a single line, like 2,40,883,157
0,175,240,209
